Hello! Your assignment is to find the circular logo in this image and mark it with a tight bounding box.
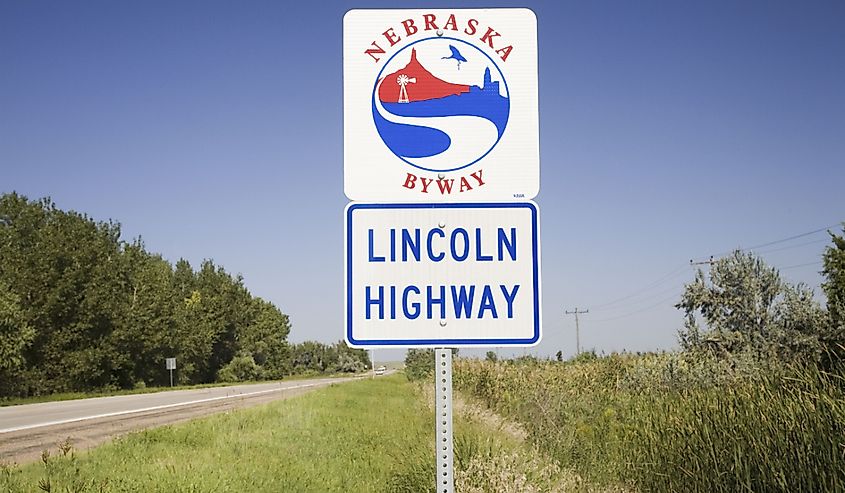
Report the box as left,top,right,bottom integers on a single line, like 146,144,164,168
371,38,510,173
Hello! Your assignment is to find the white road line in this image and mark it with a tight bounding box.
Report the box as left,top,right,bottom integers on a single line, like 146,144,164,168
0,383,321,434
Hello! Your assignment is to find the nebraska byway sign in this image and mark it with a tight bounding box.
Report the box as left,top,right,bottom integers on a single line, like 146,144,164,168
343,9,539,202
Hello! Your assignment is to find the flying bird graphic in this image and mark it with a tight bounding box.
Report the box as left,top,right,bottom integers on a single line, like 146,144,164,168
442,45,467,69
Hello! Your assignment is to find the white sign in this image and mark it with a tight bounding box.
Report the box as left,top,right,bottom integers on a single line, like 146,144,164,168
344,9,539,202
345,202,541,347
166,358,176,370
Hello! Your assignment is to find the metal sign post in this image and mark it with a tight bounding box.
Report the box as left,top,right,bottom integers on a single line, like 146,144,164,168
343,9,540,491
435,348,454,493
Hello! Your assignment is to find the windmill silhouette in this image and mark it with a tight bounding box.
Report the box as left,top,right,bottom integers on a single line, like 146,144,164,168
396,74,416,103
442,45,467,69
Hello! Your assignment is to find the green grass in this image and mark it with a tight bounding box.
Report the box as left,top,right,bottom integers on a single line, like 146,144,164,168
1,374,576,492
1,376,423,492
455,355,845,492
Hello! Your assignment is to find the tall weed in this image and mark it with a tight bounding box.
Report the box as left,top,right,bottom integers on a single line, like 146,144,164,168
454,354,845,492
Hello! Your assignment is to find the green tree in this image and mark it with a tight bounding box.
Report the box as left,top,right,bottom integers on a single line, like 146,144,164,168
0,193,128,393
821,225,845,367
678,251,781,353
404,349,435,381
238,298,291,378
173,260,253,383
115,242,177,387
822,226,845,325
330,341,369,373
290,341,329,373
677,250,827,363
335,351,366,373
0,193,294,395
0,279,35,397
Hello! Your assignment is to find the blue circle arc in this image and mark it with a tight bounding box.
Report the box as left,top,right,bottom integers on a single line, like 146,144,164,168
371,37,511,173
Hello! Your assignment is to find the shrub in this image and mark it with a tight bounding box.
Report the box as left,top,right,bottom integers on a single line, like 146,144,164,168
404,349,435,381
218,352,262,382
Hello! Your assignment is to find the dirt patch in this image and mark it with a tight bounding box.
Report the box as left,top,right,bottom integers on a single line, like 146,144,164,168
452,392,529,442
418,381,526,441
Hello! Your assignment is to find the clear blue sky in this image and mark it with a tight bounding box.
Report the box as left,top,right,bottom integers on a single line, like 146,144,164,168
2,1,843,360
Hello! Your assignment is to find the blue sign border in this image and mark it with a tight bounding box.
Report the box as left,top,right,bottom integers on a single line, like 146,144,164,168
345,202,541,347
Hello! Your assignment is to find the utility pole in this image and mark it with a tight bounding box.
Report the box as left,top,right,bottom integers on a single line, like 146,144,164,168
565,308,589,355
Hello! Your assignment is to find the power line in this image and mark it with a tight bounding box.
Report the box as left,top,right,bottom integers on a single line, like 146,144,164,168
580,222,839,324
780,260,823,271
590,259,824,324
745,225,836,251
593,281,685,314
754,237,830,255
591,265,689,310
692,222,841,263
591,292,682,323
589,259,824,324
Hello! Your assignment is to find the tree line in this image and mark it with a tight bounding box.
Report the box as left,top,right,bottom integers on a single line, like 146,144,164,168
0,193,368,398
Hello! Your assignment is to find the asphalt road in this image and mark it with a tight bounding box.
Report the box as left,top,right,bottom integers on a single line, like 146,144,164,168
0,377,357,464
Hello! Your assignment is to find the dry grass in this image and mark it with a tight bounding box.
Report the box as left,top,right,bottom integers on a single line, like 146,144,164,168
419,378,627,492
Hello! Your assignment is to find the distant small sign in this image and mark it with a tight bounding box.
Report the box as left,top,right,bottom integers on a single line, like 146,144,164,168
166,358,176,370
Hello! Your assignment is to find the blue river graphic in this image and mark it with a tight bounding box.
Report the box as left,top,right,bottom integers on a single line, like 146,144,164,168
372,66,510,172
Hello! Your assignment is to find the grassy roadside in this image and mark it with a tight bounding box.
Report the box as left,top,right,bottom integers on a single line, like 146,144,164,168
0,373,361,408
455,356,845,492
0,374,578,492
